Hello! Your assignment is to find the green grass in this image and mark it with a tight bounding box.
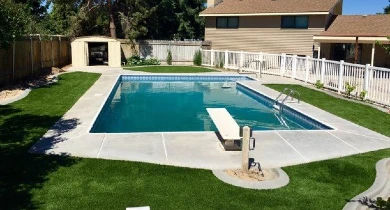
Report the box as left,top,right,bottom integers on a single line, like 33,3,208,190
265,84,390,137
123,66,217,73
1,74,390,209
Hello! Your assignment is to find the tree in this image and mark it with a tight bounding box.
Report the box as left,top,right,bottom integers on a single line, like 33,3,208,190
384,0,390,14
146,0,179,40
0,0,32,49
176,0,206,40
15,0,48,20
47,0,78,35
117,0,157,40
68,1,110,37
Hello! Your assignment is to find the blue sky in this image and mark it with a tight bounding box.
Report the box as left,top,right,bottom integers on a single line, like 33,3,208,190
343,0,388,14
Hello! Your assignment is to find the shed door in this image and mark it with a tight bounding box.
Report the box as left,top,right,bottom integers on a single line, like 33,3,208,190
85,42,89,66
108,42,121,67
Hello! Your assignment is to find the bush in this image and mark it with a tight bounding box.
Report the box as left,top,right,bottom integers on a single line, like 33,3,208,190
376,197,390,209
193,50,202,66
166,50,172,65
345,82,356,97
125,55,160,66
215,58,224,68
315,80,324,89
359,90,368,101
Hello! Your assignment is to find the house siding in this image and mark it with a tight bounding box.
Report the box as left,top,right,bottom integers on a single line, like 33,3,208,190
205,15,327,56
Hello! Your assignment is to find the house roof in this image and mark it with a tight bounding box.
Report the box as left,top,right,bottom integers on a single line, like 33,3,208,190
200,0,340,16
319,15,390,37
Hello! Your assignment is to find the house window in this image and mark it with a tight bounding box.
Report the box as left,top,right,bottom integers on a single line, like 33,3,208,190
281,16,309,29
216,17,239,28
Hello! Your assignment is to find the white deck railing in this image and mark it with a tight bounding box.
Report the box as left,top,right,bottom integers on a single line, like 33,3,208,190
201,49,390,106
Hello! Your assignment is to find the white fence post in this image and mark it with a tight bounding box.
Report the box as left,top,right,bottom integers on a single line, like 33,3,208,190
363,64,370,98
224,50,228,69
337,60,344,94
210,49,214,67
259,52,264,75
292,55,297,79
240,51,244,68
280,53,286,76
305,56,310,83
320,58,326,83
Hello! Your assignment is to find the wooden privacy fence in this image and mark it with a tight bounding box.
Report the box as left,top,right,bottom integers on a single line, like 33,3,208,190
0,35,71,86
137,40,211,62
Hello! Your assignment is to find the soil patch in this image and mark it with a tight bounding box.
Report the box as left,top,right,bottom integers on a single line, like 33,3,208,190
224,168,278,181
0,66,67,101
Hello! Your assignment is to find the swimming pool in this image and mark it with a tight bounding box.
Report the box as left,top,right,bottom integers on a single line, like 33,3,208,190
90,75,331,133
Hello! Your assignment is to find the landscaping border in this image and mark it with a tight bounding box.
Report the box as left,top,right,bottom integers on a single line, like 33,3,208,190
212,168,290,190
0,76,59,105
343,158,390,210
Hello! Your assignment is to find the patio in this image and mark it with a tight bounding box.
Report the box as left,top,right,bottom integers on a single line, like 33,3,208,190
29,67,390,170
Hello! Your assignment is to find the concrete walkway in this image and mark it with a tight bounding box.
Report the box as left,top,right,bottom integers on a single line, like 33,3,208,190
29,66,390,170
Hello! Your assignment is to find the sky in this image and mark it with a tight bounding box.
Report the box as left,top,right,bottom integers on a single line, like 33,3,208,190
343,0,388,15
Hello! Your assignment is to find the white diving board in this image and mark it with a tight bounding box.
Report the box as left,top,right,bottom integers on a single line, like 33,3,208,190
206,108,241,140
126,207,150,210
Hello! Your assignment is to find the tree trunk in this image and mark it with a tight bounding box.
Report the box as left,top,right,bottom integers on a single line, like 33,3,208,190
108,0,116,38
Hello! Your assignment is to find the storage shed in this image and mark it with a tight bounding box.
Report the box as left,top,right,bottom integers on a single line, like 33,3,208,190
71,36,121,67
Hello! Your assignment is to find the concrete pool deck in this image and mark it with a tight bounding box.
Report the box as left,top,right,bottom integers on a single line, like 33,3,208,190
29,67,390,170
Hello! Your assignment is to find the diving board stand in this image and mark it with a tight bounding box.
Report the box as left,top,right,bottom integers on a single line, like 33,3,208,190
206,108,242,151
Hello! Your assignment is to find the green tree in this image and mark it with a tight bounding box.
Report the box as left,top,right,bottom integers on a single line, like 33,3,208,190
0,0,32,49
117,0,157,40
47,0,78,35
15,0,48,20
146,0,179,40
384,0,390,14
68,1,110,37
176,0,205,40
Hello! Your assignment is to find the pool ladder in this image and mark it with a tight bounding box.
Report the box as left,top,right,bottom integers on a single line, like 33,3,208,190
273,88,301,112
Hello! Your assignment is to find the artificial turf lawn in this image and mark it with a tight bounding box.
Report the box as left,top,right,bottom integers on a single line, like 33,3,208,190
264,84,390,137
1,73,390,209
124,65,217,73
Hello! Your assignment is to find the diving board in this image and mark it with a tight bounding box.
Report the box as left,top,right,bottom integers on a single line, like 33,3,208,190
207,108,241,150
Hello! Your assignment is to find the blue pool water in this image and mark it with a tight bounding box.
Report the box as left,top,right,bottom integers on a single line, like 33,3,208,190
91,75,330,133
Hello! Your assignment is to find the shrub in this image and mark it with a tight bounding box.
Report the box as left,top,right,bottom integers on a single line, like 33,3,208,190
359,90,368,101
166,50,172,65
376,197,390,209
193,50,202,66
315,80,324,89
345,82,356,97
215,58,224,68
126,55,160,66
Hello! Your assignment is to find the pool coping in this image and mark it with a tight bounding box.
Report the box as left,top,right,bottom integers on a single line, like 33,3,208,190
29,71,390,170
89,75,331,133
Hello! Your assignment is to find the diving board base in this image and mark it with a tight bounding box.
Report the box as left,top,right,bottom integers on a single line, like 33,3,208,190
215,132,241,151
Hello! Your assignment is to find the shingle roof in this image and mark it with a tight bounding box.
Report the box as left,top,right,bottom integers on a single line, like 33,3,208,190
320,15,390,37
201,0,340,15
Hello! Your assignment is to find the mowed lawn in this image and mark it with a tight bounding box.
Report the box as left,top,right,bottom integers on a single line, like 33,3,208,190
1,73,390,209
124,65,217,73
265,84,390,137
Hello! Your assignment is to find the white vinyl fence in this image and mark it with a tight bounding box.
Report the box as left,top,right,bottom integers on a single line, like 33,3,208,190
201,49,390,106
138,40,210,62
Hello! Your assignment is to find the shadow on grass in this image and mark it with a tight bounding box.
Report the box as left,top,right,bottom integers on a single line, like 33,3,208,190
0,105,79,210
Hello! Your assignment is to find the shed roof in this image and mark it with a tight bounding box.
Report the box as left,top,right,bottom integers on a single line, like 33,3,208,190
72,36,120,42
200,0,340,16
319,15,390,37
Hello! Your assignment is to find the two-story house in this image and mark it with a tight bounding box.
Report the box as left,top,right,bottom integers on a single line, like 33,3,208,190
200,0,390,67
